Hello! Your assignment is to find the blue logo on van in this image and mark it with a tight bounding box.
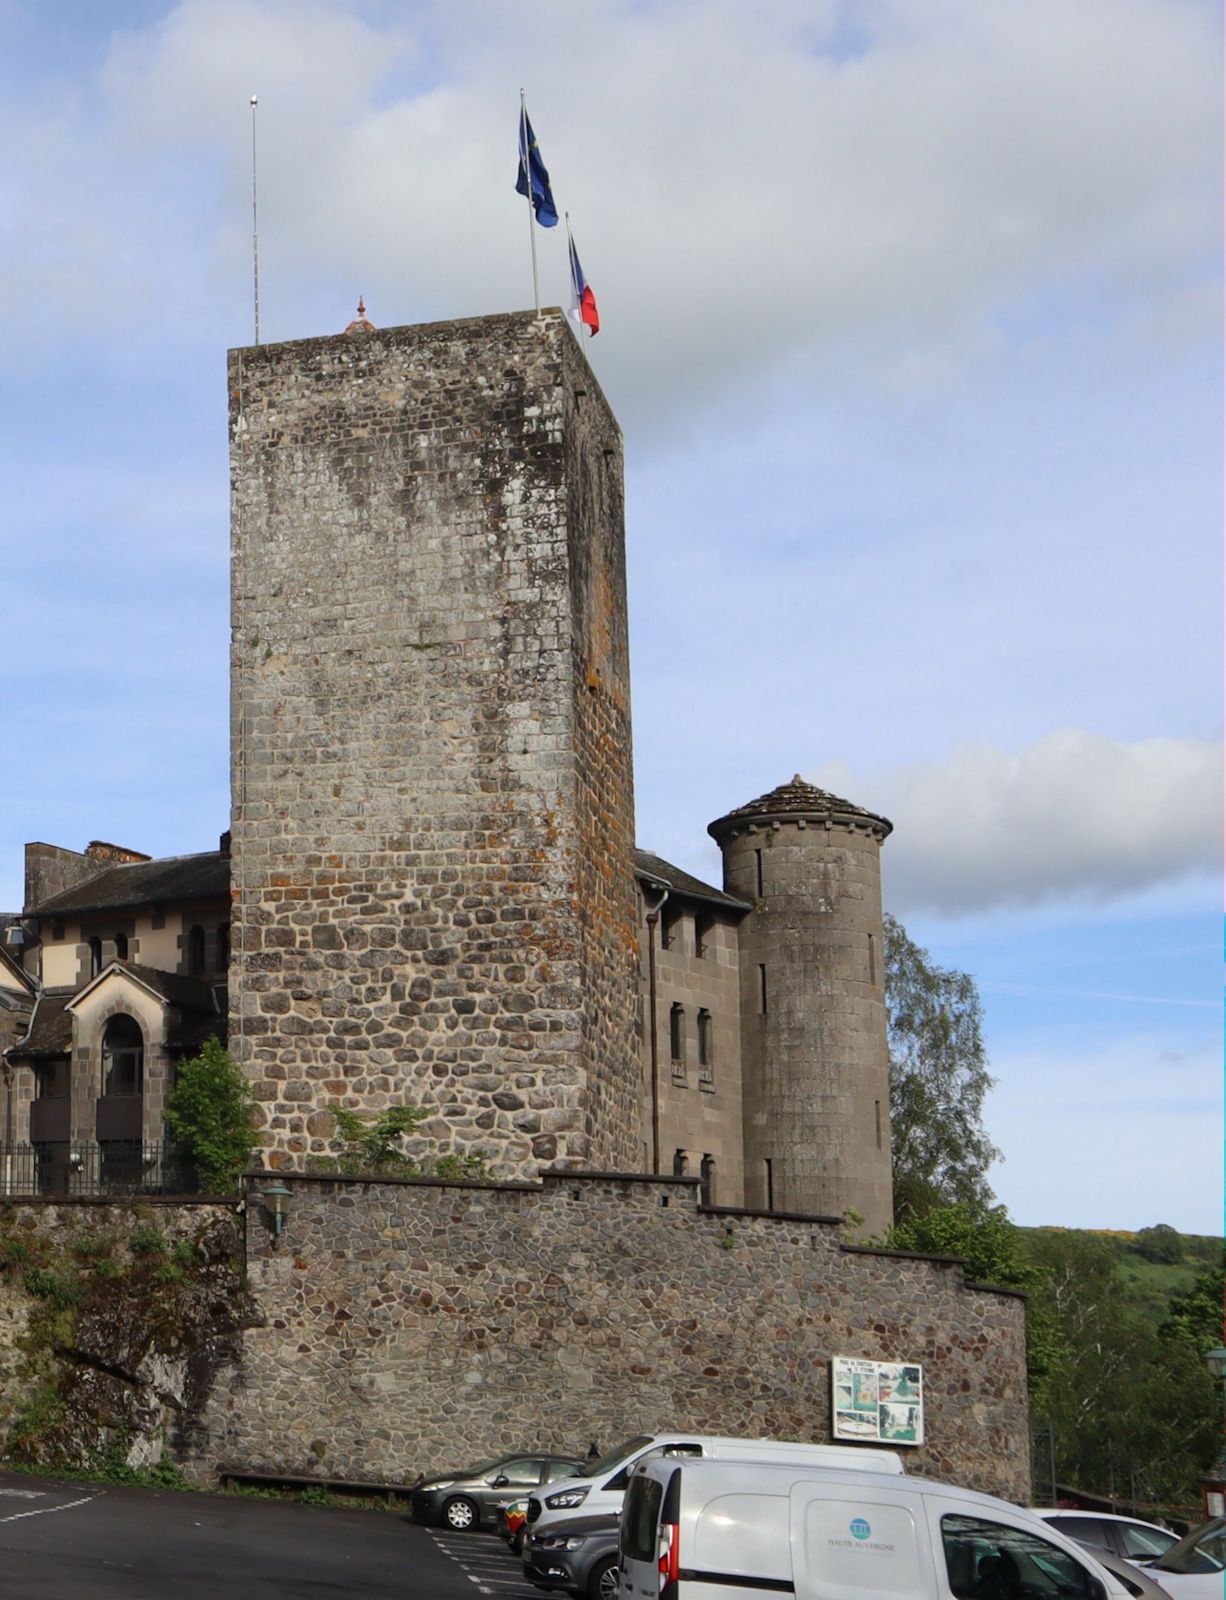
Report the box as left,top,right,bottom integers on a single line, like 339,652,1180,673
850,1519,872,1541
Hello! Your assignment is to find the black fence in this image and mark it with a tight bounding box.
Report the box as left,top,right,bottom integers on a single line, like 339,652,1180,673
0,1142,197,1199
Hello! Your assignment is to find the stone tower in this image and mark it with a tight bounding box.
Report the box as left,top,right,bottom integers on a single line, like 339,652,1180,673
228,309,640,1175
708,777,894,1236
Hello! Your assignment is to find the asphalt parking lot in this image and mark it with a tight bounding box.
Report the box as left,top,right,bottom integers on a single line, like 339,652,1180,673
0,1471,546,1599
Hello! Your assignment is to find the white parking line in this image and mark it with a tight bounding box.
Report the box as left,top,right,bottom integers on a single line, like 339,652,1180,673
0,1493,101,1523
0,1489,45,1500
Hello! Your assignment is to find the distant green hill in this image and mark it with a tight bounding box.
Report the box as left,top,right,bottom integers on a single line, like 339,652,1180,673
1018,1225,1223,1327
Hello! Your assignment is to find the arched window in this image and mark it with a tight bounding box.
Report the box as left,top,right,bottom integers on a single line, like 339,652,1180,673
88,936,102,978
672,1149,688,1177
187,925,205,976
669,1003,685,1065
217,923,231,971
102,1015,143,1097
700,1154,715,1206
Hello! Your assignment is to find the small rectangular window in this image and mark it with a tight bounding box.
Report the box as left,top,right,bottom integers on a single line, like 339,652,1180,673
755,848,764,898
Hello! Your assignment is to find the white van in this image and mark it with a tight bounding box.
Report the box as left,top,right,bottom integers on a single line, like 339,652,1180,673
526,1434,902,1541
618,1456,1134,1600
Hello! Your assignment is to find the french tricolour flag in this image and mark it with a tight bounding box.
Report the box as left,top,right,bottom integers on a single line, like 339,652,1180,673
567,222,600,337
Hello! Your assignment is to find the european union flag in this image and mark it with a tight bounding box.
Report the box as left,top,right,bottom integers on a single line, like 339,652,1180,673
516,107,558,227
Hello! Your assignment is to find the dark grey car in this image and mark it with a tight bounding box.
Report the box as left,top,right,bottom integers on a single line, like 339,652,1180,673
411,1453,584,1532
523,1511,620,1600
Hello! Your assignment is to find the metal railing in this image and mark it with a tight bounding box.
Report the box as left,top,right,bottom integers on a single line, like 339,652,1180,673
0,1142,197,1199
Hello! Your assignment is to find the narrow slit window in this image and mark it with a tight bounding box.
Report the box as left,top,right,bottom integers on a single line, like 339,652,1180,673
669,1003,685,1064
875,1100,882,1150
868,932,876,985
755,848,764,898
758,963,767,1015
697,1009,713,1076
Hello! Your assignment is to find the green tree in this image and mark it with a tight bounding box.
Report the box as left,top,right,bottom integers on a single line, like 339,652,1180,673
1134,1223,1184,1265
163,1037,256,1193
883,914,999,1220
1025,1230,1219,1505
1160,1258,1225,1351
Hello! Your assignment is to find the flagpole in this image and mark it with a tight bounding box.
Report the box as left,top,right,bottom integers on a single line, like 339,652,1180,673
520,89,541,317
250,94,261,345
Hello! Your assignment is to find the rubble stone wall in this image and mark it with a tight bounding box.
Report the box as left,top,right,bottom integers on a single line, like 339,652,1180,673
210,1172,1031,1501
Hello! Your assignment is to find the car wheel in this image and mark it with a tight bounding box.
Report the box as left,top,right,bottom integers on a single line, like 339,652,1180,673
442,1496,479,1531
588,1555,619,1600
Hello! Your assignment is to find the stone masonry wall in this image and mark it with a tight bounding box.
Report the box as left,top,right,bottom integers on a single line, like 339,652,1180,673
206,1172,1031,1502
560,338,640,1171
228,311,636,1176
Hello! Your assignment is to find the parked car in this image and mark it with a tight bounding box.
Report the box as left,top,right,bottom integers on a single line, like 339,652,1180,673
525,1432,902,1540
1145,1518,1226,1600
411,1452,584,1531
1035,1510,1179,1566
522,1511,620,1600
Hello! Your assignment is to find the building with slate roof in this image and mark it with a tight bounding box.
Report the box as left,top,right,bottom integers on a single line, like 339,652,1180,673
2,839,230,1194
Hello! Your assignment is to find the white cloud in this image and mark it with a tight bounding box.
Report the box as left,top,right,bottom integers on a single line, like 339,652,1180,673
812,731,1222,916
0,0,1217,424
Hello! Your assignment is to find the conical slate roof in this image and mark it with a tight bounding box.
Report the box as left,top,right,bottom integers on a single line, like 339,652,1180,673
708,774,891,843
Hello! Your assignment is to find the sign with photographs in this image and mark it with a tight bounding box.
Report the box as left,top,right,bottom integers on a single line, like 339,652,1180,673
831,1357,924,1446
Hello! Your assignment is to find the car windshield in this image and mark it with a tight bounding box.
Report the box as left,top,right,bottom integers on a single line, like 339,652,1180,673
580,1435,655,1478
1151,1521,1226,1576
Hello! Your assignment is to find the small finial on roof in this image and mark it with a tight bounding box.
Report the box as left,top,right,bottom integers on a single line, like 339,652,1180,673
344,296,376,335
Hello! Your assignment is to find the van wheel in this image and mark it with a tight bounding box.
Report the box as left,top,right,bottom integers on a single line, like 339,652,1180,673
442,1496,478,1531
588,1556,619,1600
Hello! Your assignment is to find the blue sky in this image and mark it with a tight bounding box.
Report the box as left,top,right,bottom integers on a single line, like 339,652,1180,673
1,0,1219,1232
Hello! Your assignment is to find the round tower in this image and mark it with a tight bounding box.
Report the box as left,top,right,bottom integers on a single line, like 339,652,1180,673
708,776,894,1237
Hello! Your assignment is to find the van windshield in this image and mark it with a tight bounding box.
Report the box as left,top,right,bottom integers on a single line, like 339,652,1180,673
621,1474,663,1561
582,1435,655,1478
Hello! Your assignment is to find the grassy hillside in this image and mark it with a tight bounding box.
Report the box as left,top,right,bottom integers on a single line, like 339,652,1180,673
1019,1226,1222,1327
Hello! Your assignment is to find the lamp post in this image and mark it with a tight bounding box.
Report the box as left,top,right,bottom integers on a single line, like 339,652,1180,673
261,1181,292,1245
1201,1346,1226,1518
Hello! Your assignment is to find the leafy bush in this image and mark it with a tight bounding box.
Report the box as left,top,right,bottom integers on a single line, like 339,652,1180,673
128,1224,165,1258
164,1036,256,1193
22,1267,82,1309
308,1105,493,1181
